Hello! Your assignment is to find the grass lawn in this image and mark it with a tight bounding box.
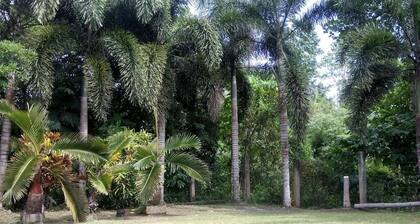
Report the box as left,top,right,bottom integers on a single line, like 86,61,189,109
2,204,420,224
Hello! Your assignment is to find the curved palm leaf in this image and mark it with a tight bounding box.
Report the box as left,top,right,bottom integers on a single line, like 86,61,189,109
50,135,108,164
1,150,40,204
163,134,201,154
60,177,89,223
22,25,77,103
136,163,161,204
31,0,62,23
101,31,166,110
72,0,108,31
106,130,132,159
0,100,49,151
172,17,223,71
84,56,113,121
134,0,165,24
89,173,113,195
166,152,210,183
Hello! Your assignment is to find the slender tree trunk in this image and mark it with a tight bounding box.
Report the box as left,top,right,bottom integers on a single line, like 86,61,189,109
22,172,44,224
243,150,251,202
0,75,14,209
231,64,240,203
413,0,420,173
79,75,88,189
358,151,367,203
190,178,196,202
151,111,166,205
276,42,291,207
293,160,301,208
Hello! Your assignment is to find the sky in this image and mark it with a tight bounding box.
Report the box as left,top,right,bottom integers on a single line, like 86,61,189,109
189,0,341,101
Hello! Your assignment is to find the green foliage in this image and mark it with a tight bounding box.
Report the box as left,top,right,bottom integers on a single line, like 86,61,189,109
0,40,36,87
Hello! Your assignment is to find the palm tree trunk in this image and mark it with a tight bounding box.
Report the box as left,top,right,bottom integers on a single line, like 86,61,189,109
190,178,196,202
358,151,367,203
0,75,14,209
413,0,420,173
79,75,88,189
231,63,240,203
22,172,44,224
243,150,251,202
152,111,166,205
276,40,291,207
293,160,301,208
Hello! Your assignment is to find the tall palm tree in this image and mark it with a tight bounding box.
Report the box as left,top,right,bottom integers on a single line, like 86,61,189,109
306,0,420,171
243,0,310,207
0,100,106,223
132,134,210,205
210,0,253,203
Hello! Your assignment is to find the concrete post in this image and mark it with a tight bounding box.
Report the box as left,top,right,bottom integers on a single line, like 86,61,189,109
343,176,351,208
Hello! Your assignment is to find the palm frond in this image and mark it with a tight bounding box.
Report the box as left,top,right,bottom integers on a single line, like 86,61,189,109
106,130,131,159
2,150,40,205
134,0,165,24
133,147,156,170
101,31,166,110
0,101,49,150
166,152,210,183
172,17,223,71
22,25,77,104
89,173,113,195
51,134,108,164
72,0,108,31
135,163,161,204
163,134,201,154
84,56,113,121
31,0,62,23
59,177,89,223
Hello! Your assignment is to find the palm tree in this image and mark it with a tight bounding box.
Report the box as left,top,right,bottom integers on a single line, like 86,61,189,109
210,0,253,203
306,0,420,171
0,100,106,223
132,134,210,206
242,0,311,207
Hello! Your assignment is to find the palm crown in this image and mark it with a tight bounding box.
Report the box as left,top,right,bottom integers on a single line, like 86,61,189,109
132,134,210,204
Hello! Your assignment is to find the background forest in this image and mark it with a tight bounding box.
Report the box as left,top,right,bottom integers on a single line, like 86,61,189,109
0,0,419,216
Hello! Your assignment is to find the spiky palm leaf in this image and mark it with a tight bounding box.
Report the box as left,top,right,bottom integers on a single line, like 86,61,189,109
59,177,89,223
22,25,77,103
84,56,113,121
134,0,166,24
106,130,132,159
163,134,201,154
72,0,108,31
1,150,40,204
339,24,401,135
89,173,113,194
166,152,210,183
172,17,223,71
136,164,161,204
101,31,166,110
31,0,62,23
0,100,49,151
50,134,108,164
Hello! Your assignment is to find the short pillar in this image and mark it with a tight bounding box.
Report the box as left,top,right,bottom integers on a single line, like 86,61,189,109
343,176,351,208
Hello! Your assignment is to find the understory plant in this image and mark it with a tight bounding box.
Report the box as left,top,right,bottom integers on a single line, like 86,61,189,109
0,100,107,223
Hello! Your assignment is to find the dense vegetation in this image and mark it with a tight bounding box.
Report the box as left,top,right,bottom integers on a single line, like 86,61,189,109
0,0,419,223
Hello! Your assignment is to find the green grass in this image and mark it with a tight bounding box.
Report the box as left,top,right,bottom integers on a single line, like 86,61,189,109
2,204,420,224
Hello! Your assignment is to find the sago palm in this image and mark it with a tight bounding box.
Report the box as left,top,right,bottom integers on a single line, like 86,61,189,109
0,100,107,223
132,134,210,205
